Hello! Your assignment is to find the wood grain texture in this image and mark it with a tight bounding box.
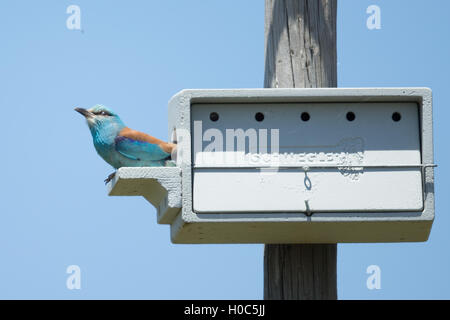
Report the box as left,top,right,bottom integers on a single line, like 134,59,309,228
263,0,338,300
264,244,337,299
264,0,337,88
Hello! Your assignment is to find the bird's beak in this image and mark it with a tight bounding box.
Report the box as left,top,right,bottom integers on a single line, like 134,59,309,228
74,107,93,119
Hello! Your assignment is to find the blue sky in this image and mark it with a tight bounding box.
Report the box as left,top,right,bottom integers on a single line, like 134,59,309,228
0,0,449,299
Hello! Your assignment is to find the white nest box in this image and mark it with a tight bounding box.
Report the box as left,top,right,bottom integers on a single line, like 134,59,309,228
108,88,435,244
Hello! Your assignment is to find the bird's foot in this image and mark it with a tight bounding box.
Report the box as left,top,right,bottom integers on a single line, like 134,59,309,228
104,172,116,185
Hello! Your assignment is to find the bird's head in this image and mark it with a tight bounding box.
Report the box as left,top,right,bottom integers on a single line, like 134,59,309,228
75,105,125,133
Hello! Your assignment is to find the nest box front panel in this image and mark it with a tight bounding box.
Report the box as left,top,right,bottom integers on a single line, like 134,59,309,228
191,102,423,214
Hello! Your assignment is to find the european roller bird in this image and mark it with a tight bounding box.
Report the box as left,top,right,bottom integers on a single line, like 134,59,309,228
75,105,176,184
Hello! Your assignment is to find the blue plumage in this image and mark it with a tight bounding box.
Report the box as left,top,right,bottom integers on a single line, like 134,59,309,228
115,136,170,165
75,105,176,183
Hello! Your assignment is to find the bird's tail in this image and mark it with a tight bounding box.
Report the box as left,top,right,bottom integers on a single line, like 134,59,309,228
165,142,177,167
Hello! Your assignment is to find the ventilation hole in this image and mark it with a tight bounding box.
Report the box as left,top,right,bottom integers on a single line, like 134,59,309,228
392,112,401,122
301,112,310,122
255,112,264,122
346,112,356,122
209,112,219,122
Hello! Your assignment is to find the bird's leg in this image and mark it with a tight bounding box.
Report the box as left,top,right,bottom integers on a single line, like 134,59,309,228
104,172,116,185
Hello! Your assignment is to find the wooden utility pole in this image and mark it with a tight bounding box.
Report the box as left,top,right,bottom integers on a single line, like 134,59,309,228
263,0,338,300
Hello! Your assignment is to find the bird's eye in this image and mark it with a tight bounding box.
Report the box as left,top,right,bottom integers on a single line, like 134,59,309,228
93,110,111,116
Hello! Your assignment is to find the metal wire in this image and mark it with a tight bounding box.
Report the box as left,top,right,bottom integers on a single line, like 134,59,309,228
193,164,437,170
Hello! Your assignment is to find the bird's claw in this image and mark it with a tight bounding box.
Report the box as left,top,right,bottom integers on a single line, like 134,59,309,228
104,172,116,185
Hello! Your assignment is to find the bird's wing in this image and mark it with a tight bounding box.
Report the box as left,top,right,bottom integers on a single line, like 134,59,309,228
115,127,175,161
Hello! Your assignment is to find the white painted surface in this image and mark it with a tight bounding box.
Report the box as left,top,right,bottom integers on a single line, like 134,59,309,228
192,102,423,213
102,87,436,243
193,169,422,212
107,167,181,224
